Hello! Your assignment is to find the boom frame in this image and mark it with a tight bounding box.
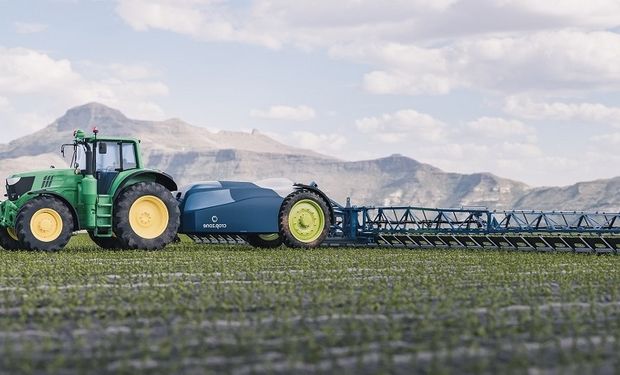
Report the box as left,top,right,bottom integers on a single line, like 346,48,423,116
326,200,620,253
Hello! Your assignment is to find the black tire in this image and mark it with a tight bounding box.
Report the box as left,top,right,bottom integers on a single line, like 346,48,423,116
0,227,21,250
113,182,180,250
279,190,331,248
88,231,126,249
16,196,74,252
245,233,283,248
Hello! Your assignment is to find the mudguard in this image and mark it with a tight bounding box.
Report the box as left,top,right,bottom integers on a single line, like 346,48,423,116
178,178,296,234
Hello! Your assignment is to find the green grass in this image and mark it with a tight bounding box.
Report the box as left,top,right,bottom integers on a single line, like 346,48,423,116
1,235,620,374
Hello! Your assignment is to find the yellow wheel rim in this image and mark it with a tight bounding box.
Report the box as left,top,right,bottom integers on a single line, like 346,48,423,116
6,227,18,241
30,208,63,242
129,195,169,240
288,199,325,243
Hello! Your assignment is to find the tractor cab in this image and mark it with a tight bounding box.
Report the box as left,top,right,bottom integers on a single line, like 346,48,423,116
64,128,142,194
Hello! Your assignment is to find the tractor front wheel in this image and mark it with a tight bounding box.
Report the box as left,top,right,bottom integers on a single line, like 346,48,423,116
15,196,74,251
114,182,180,250
0,227,21,250
279,190,331,248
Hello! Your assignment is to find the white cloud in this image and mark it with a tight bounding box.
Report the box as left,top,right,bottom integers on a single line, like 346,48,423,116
466,117,536,141
117,0,205,34
250,105,316,122
13,22,48,34
504,95,620,126
356,109,445,143
0,47,81,94
290,131,347,153
331,30,620,95
0,47,170,142
118,0,620,47
115,1,620,98
266,129,348,156
354,111,540,153
0,49,168,112
0,47,168,105
329,42,457,95
116,0,460,50
116,0,281,49
504,0,620,28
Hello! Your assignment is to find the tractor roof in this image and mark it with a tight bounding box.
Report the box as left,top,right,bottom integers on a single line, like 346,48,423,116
73,128,140,144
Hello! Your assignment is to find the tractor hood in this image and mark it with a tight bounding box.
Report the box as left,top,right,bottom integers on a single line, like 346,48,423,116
5,169,79,201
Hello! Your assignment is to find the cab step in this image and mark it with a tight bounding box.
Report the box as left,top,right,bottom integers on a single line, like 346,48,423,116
94,195,113,237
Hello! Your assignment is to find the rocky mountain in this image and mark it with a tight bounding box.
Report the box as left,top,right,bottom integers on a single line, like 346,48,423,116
514,177,620,212
147,150,532,208
0,103,618,211
0,103,325,159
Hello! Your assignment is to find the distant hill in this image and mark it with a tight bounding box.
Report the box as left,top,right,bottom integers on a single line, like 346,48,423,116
0,102,325,159
514,177,620,212
0,103,618,211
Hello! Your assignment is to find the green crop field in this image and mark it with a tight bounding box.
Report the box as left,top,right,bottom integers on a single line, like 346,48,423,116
1,236,619,374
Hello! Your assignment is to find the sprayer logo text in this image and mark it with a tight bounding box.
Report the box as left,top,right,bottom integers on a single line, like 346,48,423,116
203,216,227,229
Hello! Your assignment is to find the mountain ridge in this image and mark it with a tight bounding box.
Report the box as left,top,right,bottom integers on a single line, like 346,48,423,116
0,103,617,211
0,102,330,159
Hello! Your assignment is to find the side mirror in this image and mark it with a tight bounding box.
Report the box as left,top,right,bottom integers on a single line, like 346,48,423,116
98,142,108,154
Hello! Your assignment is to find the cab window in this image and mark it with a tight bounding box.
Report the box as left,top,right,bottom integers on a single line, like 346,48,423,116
96,142,138,171
96,142,121,171
122,143,137,170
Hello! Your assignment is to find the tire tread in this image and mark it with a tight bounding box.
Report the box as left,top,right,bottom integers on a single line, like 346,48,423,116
279,189,331,248
113,182,180,250
0,227,21,250
16,196,74,251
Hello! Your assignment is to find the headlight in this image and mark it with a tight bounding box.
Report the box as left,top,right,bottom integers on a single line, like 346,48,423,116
6,177,21,186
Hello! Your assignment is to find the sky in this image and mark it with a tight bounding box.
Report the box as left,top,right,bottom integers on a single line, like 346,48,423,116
1,0,620,187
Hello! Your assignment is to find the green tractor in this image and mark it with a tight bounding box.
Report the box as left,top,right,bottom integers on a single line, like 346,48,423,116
0,128,180,251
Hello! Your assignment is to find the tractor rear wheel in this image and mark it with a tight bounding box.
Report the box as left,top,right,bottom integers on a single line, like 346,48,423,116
15,196,74,251
0,227,21,250
88,231,126,249
279,190,331,248
113,182,180,250
245,233,283,248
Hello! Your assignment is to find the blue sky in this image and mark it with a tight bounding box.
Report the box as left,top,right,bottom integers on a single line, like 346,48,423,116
1,0,620,186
